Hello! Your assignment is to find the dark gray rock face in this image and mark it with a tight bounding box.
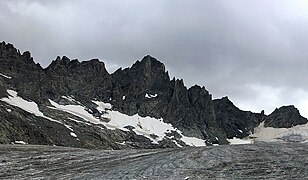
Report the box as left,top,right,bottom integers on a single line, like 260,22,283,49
0,42,42,79
264,105,308,128
111,55,173,118
213,97,265,138
42,56,113,102
0,42,43,101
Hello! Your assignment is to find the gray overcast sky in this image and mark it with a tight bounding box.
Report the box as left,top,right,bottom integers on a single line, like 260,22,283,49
1,0,308,117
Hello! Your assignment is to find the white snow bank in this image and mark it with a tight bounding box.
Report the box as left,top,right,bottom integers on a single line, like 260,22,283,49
1,90,72,131
0,73,11,79
228,137,253,145
70,132,77,138
49,99,207,147
250,122,308,142
14,141,27,145
145,93,157,98
64,125,74,132
49,100,111,126
1,90,46,117
181,136,207,146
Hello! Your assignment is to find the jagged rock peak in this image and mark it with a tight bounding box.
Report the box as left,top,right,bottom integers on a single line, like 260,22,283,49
0,41,16,51
0,41,35,62
22,51,32,60
188,85,210,100
214,96,236,107
131,55,166,73
189,84,207,90
50,56,105,66
171,78,185,87
51,56,75,65
264,105,308,128
0,41,19,56
111,55,171,96
0,42,42,78
220,96,229,100
46,56,108,75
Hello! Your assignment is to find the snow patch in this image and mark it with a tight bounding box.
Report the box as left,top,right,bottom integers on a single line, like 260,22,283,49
145,93,158,98
0,73,11,79
6,109,11,112
49,100,112,127
64,125,74,132
2,90,46,117
1,90,73,131
172,140,183,147
228,137,253,145
14,141,27,145
93,101,112,111
116,141,126,145
70,132,77,138
181,136,206,147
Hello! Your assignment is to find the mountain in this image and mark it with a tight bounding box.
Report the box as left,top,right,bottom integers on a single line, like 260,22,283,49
0,41,307,149
264,105,307,128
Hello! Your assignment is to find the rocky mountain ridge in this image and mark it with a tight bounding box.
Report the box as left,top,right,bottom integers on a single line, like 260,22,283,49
0,41,307,149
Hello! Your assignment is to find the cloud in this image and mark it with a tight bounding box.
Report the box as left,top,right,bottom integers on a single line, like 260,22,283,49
1,0,308,117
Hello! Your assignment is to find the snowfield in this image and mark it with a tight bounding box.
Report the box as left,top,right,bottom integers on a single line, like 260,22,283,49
250,122,308,143
2,90,47,118
50,98,207,147
1,90,81,134
227,137,253,145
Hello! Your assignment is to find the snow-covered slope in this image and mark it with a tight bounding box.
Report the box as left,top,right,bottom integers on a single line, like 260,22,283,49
250,122,308,143
1,90,46,117
1,90,81,138
227,137,253,145
49,98,207,147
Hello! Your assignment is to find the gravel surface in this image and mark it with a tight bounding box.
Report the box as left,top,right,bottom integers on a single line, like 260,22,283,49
1,142,308,179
